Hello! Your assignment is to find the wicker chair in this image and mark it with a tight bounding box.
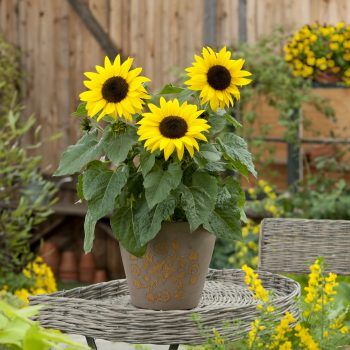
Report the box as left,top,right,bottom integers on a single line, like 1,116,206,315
259,218,350,275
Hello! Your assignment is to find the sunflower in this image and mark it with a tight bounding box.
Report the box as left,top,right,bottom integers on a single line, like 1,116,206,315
79,56,150,121
185,47,252,111
137,97,210,160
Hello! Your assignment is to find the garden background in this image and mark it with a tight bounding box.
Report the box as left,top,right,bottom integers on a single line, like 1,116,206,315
1,0,350,183
1,0,350,348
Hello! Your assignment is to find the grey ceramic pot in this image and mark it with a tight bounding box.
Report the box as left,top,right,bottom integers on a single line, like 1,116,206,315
120,222,216,310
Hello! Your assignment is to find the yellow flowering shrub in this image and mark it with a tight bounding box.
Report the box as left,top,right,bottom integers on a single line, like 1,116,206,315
191,259,350,349
1,256,57,304
284,22,350,85
228,180,282,269
243,259,349,349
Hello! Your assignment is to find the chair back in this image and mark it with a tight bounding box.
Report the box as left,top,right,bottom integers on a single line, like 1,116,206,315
258,218,350,275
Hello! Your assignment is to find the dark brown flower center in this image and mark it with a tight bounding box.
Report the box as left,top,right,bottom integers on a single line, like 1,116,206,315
159,116,188,139
101,76,128,103
207,65,231,90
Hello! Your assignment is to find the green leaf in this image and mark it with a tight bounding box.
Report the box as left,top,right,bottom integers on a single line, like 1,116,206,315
177,89,195,103
83,210,97,253
0,314,8,329
77,174,84,200
204,206,241,241
103,127,138,165
215,108,242,129
54,130,103,176
84,163,129,220
225,114,242,128
208,114,227,135
225,177,245,208
158,84,185,94
82,161,108,200
199,144,221,162
110,206,147,257
217,133,257,178
140,151,156,177
72,102,87,117
217,178,246,223
133,196,176,246
144,162,182,209
179,172,218,231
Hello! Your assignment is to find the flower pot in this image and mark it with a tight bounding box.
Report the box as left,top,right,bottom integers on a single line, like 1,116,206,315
59,251,78,282
94,269,108,283
120,222,215,310
79,253,96,283
39,241,60,276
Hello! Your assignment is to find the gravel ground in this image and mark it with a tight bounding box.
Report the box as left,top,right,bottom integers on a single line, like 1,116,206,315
70,334,185,350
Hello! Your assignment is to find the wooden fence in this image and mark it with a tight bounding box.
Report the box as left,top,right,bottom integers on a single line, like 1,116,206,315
1,0,350,170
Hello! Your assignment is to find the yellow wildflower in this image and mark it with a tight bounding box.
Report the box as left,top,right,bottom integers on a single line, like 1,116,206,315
263,185,272,194
337,22,345,30
340,326,349,334
248,319,265,347
330,42,339,51
344,40,350,49
272,312,295,344
279,341,292,350
212,328,225,345
12,256,57,304
343,53,350,61
14,289,31,304
242,264,269,302
306,56,316,66
267,305,275,313
295,324,319,350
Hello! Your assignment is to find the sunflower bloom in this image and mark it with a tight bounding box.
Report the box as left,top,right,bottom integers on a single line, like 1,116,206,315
79,55,150,121
185,47,252,110
137,97,210,161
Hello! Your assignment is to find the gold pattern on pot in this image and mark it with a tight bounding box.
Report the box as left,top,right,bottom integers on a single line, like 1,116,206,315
130,239,199,302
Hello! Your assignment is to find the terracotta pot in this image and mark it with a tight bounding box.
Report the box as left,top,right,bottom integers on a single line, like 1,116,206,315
120,222,215,310
94,269,108,283
59,251,78,282
39,241,60,276
79,253,96,283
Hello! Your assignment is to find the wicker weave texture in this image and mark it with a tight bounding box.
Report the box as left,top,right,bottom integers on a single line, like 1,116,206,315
29,269,299,345
259,218,350,275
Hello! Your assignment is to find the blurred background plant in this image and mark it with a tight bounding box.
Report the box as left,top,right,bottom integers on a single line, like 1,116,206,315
233,29,334,164
0,299,89,349
188,259,350,350
0,37,57,301
284,22,350,85
0,35,20,118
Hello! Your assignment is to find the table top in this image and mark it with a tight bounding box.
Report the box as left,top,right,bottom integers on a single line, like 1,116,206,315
30,269,300,345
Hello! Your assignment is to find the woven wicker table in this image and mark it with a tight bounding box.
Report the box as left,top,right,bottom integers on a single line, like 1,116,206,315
29,269,300,349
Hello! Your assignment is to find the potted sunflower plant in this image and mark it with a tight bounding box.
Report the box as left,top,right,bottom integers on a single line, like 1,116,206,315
55,47,254,310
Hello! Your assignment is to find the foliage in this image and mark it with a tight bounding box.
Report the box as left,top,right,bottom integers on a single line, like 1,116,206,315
277,154,350,219
284,22,350,85
232,29,334,167
0,298,88,350
1,257,57,304
0,35,20,118
211,180,280,269
55,50,255,256
0,105,57,289
189,259,350,350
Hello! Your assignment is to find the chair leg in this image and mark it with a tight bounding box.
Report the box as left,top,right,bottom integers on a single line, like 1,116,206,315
85,336,97,349
169,345,179,350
